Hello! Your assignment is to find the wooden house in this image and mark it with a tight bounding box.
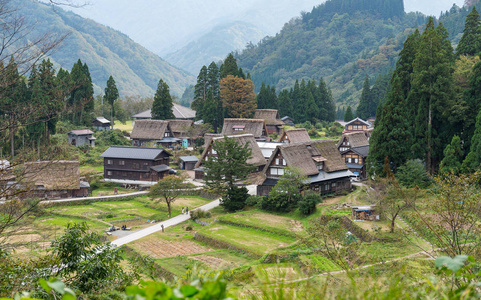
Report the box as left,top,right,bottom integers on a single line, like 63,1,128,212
254,109,284,135
179,156,199,170
341,145,369,180
281,116,295,126
67,129,95,147
130,120,177,147
101,146,172,185
194,134,266,180
167,119,194,147
257,140,353,196
221,118,268,140
337,132,369,152
92,117,111,130
279,128,311,144
343,117,371,133
22,161,89,199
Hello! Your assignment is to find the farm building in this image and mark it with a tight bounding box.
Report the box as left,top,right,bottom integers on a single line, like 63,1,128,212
179,156,199,170
254,109,284,135
279,128,311,144
67,129,95,147
92,117,111,130
281,116,295,126
194,134,266,180
130,120,177,147
257,140,353,196
101,146,172,185
21,161,89,199
221,118,268,140
352,205,379,221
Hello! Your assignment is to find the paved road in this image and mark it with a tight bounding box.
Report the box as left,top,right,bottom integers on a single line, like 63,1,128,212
111,198,221,247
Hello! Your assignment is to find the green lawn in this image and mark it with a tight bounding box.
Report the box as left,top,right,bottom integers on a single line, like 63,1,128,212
114,120,133,131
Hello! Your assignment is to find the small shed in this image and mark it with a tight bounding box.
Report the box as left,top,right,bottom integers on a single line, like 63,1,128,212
92,117,111,130
179,156,199,170
281,116,295,126
67,129,95,147
352,205,379,221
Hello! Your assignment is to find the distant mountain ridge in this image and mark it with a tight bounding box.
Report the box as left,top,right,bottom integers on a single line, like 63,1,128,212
18,0,194,97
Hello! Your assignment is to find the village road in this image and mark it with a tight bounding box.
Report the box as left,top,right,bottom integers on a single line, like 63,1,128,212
111,198,220,247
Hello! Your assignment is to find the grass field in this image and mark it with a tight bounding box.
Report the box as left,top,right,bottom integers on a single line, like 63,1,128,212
114,120,133,132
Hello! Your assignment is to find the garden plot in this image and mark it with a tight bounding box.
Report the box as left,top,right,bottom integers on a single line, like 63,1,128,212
219,211,303,234
190,255,235,269
131,237,212,258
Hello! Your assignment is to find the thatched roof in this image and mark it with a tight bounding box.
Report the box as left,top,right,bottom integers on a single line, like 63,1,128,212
337,132,369,148
254,109,284,126
265,140,347,177
24,161,80,190
131,120,170,140
279,128,311,144
131,103,196,120
221,118,267,137
345,117,371,127
203,133,223,148
167,119,193,135
195,134,266,168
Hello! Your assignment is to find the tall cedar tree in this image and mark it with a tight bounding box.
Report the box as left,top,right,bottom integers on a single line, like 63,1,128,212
207,62,223,132
69,59,94,126
356,75,372,119
440,135,463,174
220,53,239,78
411,19,455,174
192,65,208,116
462,108,481,172
104,75,119,129
152,79,175,120
456,7,481,57
318,78,336,122
278,89,292,118
367,75,412,175
203,136,256,193
257,82,269,109
220,75,257,118
344,105,354,122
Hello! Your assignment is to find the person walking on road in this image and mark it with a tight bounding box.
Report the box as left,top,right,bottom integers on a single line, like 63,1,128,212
186,207,189,215
161,224,164,232
182,207,185,215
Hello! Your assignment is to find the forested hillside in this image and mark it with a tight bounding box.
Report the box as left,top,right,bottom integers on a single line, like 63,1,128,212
235,0,428,107
17,0,194,97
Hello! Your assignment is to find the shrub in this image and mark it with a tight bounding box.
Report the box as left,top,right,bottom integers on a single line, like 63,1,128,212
220,186,249,212
246,195,262,207
261,193,292,212
396,159,432,188
185,225,193,231
298,197,317,215
190,209,212,221
308,128,320,138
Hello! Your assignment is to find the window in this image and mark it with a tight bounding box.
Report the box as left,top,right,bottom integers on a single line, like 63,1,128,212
317,163,323,170
282,159,286,166
332,182,336,187
133,163,140,170
354,158,359,163
107,171,113,176
164,132,170,137
324,184,329,190
119,160,125,166
107,160,112,165
270,167,285,176
143,173,149,178
122,171,127,177
275,158,280,165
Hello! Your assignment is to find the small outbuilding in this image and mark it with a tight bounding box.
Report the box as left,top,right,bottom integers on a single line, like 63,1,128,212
281,116,295,126
67,129,95,147
352,205,379,221
179,156,199,170
92,117,111,130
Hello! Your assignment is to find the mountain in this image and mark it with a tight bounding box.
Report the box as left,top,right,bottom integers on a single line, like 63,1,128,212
165,22,267,75
17,0,194,97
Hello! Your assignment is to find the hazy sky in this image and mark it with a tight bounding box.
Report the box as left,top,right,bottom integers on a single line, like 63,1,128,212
404,0,465,16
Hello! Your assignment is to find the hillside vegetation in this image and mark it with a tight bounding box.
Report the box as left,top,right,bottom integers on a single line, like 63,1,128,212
17,0,194,97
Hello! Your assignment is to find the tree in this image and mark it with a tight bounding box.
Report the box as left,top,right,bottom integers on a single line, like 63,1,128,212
462,107,481,172
396,159,432,189
191,65,208,117
152,78,175,120
440,135,463,174
148,174,194,218
220,53,239,78
456,7,481,57
270,167,307,205
344,105,353,121
68,59,94,125
356,75,372,119
220,75,256,118
221,185,249,212
203,136,256,194
104,75,119,129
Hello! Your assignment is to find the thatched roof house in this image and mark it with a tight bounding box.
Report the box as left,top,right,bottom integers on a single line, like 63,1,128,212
131,120,173,146
337,132,369,152
254,109,284,135
131,103,196,120
221,118,267,138
202,133,223,148
279,128,311,144
24,161,80,190
167,119,193,137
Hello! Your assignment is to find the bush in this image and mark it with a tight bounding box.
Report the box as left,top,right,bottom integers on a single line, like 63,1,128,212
246,195,262,207
190,209,212,221
220,186,249,212
185,225,193,231
298,197,317,215
261,193,292,212
308,128,320,138
396,159,432,188
95,129,131,147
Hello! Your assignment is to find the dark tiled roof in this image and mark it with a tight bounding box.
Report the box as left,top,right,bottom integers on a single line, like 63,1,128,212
180,156,199,162
100,146,171,160
343,145,370,157
69,129,94,135
131,103,196,120
150,164,171,172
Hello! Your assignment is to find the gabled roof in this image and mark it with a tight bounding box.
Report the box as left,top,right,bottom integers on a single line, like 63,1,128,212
24,161,80,190
179,156,199,162
203,133,223,148
100,146,172,160
341,145,370,157
131,120,170,140
195,134,266,168
337,132,369,148
94,117,110,124
68,129,94,136
221,118,267,137
279,128,311,144
167,119,193,134
265,140,347,177
281,116,294,121
254,109,284,126
131,103,196,120
345,117,371,127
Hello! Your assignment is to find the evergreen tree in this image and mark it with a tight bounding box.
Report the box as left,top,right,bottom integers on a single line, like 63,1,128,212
456,7,481,57
462,108,481,172
192,65,208,120
104,75,119,129
269,85,278,110
318,78,336,122
257,81,269,109
207,62,222,132
356,75,372,119
411,19,455,174
69,59,94,126
291,80,301,122
81,62,94,125
220,53,239,79
367,75,412,175
152,79,175,120
440,135,463,174
278,89,292,118
344,105,354,122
